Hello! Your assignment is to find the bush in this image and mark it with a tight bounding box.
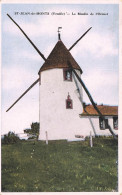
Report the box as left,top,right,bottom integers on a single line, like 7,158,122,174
2,131,20,144
24,122,39,140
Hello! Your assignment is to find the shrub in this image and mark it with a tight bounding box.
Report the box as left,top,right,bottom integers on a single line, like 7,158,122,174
2,131,20,144
24,122,39,140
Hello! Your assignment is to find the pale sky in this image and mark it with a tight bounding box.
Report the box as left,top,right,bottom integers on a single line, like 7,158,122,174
1,3,119,134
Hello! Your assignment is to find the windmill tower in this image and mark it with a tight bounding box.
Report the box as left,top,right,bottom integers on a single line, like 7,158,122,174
38,37,84,140
6,15,117,140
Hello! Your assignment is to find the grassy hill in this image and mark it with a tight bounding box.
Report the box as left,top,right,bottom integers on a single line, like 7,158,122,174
1,137,118,192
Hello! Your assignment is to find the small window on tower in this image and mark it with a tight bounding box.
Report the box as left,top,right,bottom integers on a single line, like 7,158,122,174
63,68,72,81
66,93,73,109
113,117,118,130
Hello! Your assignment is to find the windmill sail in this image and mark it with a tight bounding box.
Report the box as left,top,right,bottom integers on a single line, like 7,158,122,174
72,73,97,136
69,27,92,51
6,78,40,112
7,14,46,61
68,61,117,139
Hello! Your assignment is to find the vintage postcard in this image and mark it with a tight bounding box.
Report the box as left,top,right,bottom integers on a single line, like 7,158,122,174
0,0,121,194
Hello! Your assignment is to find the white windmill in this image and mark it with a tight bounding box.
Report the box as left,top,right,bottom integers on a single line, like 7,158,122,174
6,14,117,141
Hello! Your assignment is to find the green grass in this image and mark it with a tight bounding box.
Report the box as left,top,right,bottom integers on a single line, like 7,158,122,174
1,137,118,192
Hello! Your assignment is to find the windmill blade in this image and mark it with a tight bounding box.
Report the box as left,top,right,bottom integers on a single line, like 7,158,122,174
69,27,92,51
68,61,117,139
6,78,40,112
7,14,46,61
72,73,97,136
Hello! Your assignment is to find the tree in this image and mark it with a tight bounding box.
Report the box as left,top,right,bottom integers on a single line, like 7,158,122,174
24,122,39,139
3,131,20,144
31,122,39,135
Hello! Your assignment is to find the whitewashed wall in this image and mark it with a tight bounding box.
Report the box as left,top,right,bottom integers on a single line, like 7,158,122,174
39,68,85,140
38,68,118,140
80,116,118,137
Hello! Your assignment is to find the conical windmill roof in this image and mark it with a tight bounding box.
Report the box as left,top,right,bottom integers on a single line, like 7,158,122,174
39,40,83,73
